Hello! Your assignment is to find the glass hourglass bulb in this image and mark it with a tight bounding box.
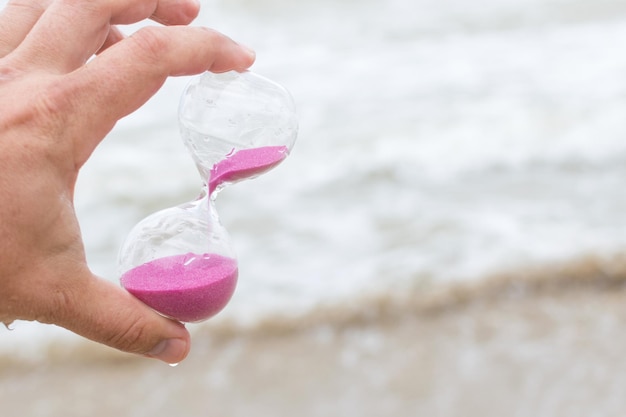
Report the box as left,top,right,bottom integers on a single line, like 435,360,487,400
118,71,298,323
179,70,298,194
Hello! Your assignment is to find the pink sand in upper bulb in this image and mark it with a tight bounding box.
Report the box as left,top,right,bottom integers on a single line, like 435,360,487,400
208,145,289,194
120,253,238,323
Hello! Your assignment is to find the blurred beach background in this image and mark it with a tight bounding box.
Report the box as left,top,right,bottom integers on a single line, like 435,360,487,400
3,0,626,415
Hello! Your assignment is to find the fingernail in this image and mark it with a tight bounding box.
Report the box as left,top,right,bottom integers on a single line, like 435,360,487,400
146,338,189,364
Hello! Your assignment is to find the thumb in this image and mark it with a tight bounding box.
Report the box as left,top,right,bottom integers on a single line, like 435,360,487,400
54,273,191,364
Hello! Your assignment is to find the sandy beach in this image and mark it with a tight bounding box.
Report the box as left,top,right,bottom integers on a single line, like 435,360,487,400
3,256,626,417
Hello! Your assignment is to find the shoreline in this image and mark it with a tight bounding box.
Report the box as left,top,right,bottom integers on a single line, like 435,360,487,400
2,253,626,366
2,255,626,416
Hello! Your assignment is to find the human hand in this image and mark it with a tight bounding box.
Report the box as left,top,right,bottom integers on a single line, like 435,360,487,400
0,0,255,363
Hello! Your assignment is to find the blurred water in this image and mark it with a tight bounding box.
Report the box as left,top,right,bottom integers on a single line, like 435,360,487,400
3,0,626,356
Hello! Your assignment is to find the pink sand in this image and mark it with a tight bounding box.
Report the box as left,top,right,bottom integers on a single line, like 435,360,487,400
120,253,238,323
208,145,289,194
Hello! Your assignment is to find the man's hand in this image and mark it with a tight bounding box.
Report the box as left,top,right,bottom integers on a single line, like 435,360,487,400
0,0,255,363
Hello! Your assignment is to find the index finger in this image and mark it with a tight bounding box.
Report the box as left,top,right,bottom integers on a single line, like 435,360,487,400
60,25,255,167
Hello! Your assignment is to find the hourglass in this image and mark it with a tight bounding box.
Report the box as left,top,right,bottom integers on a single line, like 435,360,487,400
118,71,298,323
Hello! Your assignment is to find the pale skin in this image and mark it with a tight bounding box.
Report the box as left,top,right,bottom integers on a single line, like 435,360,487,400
0,0,255,363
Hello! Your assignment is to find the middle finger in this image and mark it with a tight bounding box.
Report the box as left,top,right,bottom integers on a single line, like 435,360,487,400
6,0,200,73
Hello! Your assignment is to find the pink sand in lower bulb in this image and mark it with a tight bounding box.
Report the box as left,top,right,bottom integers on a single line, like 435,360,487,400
208,145,289,194
120,253,238,323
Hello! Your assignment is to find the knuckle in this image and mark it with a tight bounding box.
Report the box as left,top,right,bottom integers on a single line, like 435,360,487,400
196,26,221,40
130,27,171,64
1,76,71,135
106,315,149,353
34,81,73,121
11,78,78,166
33,284,74,325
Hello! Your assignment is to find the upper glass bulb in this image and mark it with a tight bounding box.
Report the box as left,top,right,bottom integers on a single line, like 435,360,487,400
179,70,298,193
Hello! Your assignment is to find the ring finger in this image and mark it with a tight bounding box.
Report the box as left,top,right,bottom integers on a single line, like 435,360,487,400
0,0,51,58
